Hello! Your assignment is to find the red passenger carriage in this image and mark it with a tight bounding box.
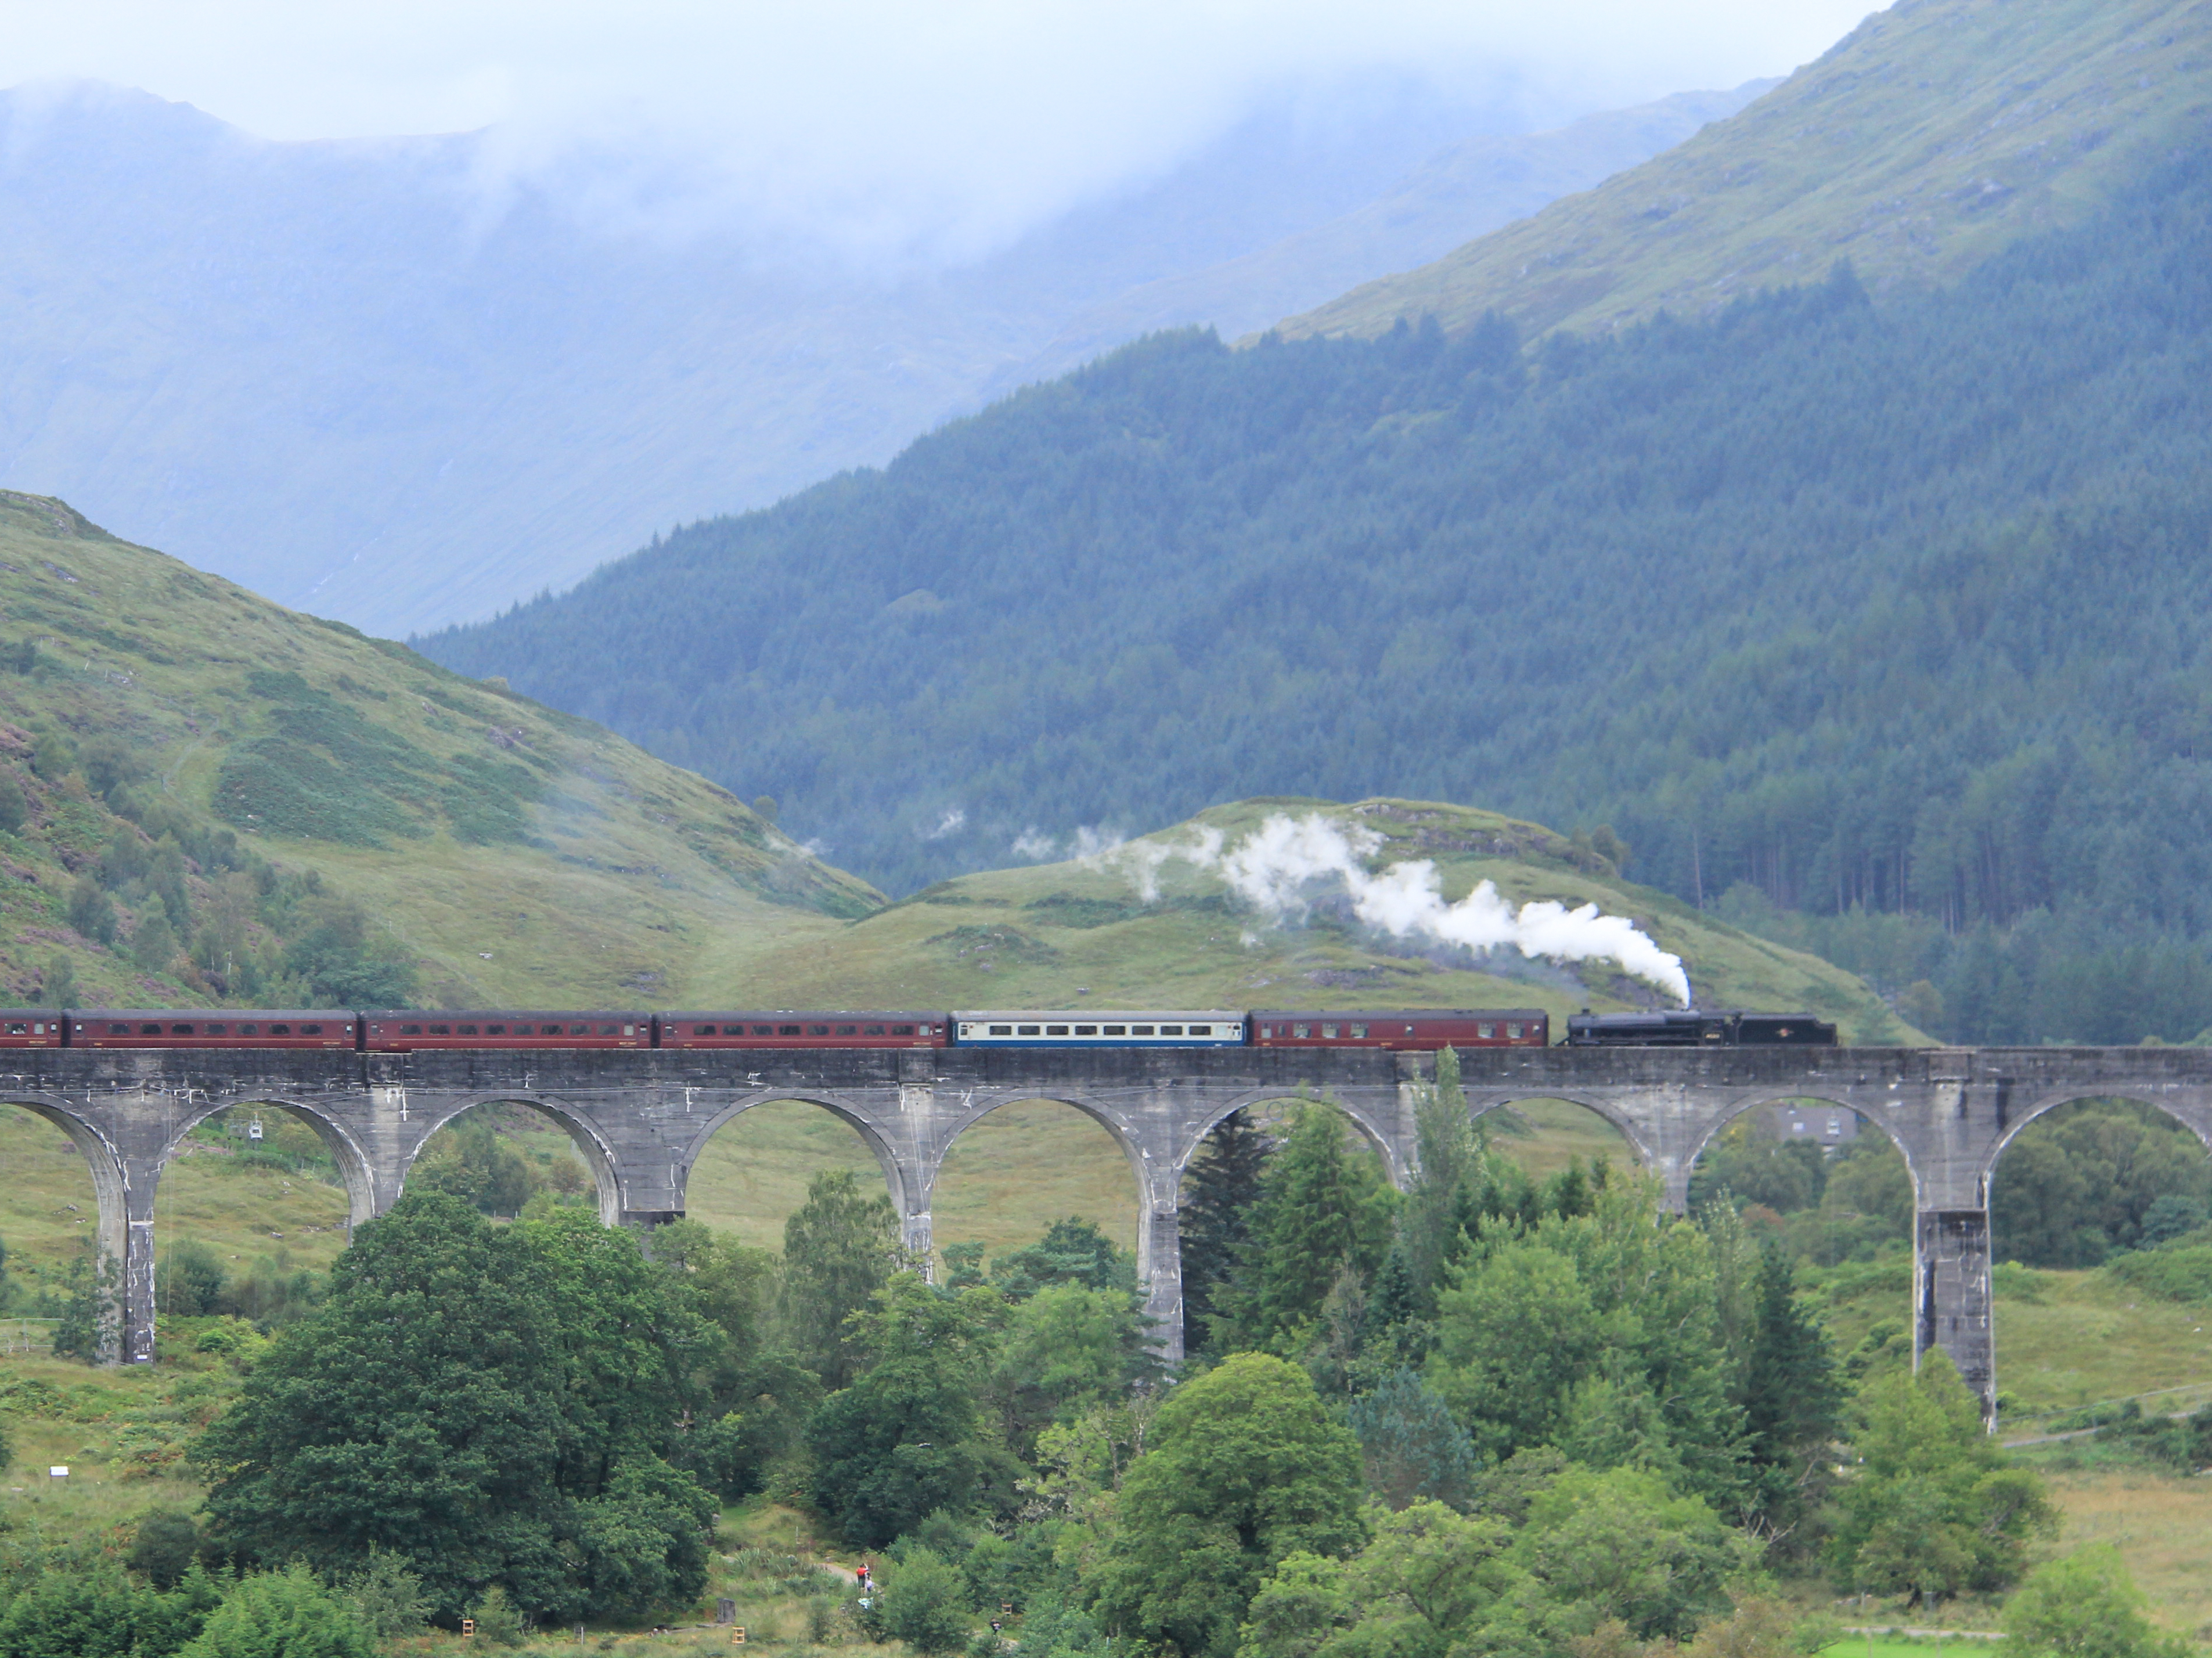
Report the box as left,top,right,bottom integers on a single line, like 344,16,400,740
70,1010,358,1048
658,1012,949,1048
360,1011,649,1050
1251,1008,1548,1049
0,1009,66,1047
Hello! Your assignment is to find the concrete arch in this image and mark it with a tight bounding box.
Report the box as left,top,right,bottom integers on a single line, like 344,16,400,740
155,1094,381,1230
1673,1091,1922,1198
1466,1091,1663,1174
1169,1088,1410,1188
1982,1090,2212,1201
394,1094,628,1227
935,1092,1156,1278
0,1091,131,1357
675,1091,912,1220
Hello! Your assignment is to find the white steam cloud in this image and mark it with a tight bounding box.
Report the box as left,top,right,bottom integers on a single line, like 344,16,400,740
924,808,967,841
1014,825,1127,863
1091,813,1691,1004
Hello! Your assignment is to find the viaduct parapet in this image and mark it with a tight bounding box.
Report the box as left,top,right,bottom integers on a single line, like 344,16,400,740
9,1042,2206,1423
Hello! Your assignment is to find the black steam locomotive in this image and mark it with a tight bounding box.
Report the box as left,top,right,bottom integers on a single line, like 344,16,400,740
1564,1010,1838,1047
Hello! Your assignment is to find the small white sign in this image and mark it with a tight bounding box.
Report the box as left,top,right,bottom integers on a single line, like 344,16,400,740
48,1466,67,1478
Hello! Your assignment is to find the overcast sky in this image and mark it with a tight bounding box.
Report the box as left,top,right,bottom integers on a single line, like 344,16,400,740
2,1,1876,261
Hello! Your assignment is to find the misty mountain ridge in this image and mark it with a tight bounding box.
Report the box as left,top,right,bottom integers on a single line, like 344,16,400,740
1277,0,2212,341
0,73,1759,638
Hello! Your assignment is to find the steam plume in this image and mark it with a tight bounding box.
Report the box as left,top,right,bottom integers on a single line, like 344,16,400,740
1095,813,1690,1004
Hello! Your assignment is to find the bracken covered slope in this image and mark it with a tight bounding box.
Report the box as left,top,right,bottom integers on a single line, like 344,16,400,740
1274,0,2212,341
0,491,880,1010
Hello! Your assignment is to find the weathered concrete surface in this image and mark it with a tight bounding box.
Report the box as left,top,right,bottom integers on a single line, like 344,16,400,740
7,1042,2206,1419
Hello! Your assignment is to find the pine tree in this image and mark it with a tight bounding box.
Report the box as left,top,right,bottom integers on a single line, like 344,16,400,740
1216,1100,1396,1354
1400,1047,1475,1315
1741,1244,1842,1536
1179,1109,1270,1356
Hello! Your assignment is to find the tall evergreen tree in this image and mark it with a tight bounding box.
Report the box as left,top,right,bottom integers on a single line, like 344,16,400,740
1740,1244,1843,1538
1178,1109,1270,1356
1215,1100,1396,1355
1401,1046,1475,1314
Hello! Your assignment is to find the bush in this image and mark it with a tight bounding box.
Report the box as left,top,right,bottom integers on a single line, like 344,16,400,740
181,1565,375,1658
68,875,118,945
129,1510,205,1589
880,1549,973,1656
463,1585,528,1648
2000,1546,2189,1657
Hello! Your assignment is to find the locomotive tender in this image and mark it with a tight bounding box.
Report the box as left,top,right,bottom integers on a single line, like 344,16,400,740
0,1005,1836,1050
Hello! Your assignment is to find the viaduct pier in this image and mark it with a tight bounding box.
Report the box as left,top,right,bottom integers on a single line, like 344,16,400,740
9,1041,2209,1421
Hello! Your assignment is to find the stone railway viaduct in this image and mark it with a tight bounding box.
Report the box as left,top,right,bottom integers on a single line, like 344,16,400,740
9,1042,2211,1422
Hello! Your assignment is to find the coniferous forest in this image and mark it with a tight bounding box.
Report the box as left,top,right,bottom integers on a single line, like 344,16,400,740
427,143,2212,1043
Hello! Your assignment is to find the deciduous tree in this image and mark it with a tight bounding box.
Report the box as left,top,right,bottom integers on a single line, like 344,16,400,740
1091,1352,1365,1658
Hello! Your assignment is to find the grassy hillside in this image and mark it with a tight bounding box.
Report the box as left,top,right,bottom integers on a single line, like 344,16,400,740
0,490,877,1011
708,797,1921,1042
1275,0,2212,342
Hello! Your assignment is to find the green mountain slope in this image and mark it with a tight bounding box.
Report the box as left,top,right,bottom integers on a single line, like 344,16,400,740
1274,0,2212,342
1028,83,1770,365
0,491,880,1010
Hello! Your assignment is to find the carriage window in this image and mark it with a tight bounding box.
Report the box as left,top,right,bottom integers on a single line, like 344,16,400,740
240,1023,260,1036
808,1024,831,1036
272,1023,293,1035
167,1023,193,1035
1018,1025,1041,1036
1046,1025,1069,1036
485,1024,506,1035
891,1024,914,1035
1260,1025,1273,1038
139,1022,163,1035
864,1025,886,1035
569,1024,588,1035
622,1024,637,1036
779,1024,801,1036
1159,1025,1183,1036
457,1025,478,1036
754,1025,776,1036
835,1025,858,1036
693,1025,716,1036
1075,1025,1097,1036
1188,1025,1211,1035
107,1023,128,1035
4,1023,23,1035
302,1023,323,1035
1478,1023,1494,1039
1350,1024,1367,1038
428,1025,450,1035
539,1024,562,1035
990,1025,1013,1036
1507,1023,1523,1039
1103,1025,1126,1035
1321,1024,1338,1039
401,1024,423,1036
1294,1023,1310,1038
1132,1025,1155,1036
206,1023,228,1035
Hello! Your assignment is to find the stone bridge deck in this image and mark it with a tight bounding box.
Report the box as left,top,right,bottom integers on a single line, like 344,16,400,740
9,1041,2207,1419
